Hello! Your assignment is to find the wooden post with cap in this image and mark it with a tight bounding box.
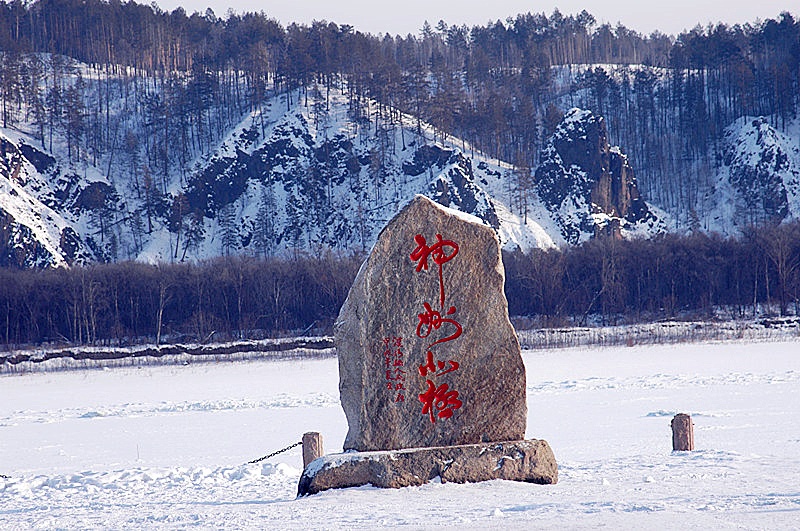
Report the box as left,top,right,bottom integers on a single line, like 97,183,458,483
302,432,324,468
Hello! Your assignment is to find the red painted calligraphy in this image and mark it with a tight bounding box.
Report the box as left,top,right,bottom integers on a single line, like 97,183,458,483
382,336,406,403
386,368,406,380
410,232,465,423
418,350,459,378
415,302,462,347
410,234,459,271
410,234,459,308
419,380,463,423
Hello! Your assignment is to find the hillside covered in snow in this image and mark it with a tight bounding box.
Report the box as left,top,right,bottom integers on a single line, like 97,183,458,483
5,71,800,268
0,6,799,268
0,74,668,266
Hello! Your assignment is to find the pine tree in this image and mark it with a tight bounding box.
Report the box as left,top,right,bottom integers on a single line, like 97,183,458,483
513,157,533,224
181,211,205,261
283,190,304,254
0,50,20,129
253,185,277,257
142,167,165,234
218,202,239,256
63,74,86,162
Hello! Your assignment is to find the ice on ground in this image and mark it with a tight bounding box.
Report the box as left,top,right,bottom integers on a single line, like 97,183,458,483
1,341,799,528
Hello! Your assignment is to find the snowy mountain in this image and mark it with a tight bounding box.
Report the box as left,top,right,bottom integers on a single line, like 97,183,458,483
0,83,669,267
136,89,561,262
2,83,562,267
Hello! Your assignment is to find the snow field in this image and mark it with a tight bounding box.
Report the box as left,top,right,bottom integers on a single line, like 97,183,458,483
1,341,799,528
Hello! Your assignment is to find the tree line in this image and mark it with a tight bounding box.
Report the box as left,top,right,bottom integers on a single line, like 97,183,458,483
2,223,798,350
505,222,800,325
0,253,363,349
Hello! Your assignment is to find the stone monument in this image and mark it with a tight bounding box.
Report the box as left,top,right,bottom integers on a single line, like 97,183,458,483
298,195,557,495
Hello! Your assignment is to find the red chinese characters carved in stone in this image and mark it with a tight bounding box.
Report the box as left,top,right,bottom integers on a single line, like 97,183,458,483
386,368,406,381
382,336,406,404
415,302,462,348
409,234,465,423
418,350,459,378
410,234,459,272
418,380,463,423
410,234,459,308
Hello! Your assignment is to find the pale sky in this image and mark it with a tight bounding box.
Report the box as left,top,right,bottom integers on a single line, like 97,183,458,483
154,0,796,37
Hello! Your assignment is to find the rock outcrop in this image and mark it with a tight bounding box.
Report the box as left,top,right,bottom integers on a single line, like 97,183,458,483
535,108,662,243
721,117,800,226
0,137,97,268
404,145,500,229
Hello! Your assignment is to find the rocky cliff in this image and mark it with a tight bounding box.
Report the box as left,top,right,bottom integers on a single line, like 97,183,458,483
704,117,800,231
534,108,664,243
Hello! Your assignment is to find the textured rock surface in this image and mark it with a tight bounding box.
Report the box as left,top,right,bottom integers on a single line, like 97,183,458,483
336,195,526,452
723,117,798,225
297,439,558,496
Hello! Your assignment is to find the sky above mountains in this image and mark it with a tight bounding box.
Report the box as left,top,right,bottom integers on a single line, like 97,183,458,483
155,0,795,37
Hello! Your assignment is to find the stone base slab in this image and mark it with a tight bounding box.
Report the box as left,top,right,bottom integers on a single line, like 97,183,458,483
297,439,557,496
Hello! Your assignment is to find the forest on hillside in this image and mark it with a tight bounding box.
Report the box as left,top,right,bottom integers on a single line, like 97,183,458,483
1,222,798,350
0,1,797,225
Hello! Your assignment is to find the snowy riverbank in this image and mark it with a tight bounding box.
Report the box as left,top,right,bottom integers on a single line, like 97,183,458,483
3,316,799,374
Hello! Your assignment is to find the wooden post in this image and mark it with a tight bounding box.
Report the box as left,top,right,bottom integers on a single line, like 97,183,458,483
671,413,694,451
302,432,324,468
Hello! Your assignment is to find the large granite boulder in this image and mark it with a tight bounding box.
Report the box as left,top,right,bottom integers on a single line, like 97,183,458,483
298,439,558,496
336,195,526,451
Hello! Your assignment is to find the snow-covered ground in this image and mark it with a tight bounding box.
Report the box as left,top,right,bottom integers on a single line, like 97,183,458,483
2,341,799,529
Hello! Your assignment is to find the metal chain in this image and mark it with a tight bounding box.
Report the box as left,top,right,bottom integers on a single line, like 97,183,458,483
248,441,302,465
